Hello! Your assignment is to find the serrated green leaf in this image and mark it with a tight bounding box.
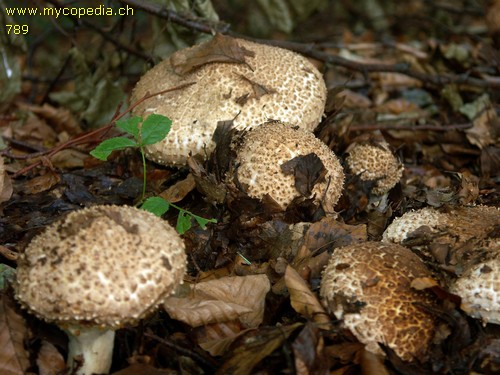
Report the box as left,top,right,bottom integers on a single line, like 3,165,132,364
90,136,137,160
176,211,192,234
193,215,217,229
116,116,142,138
140,114,172,145
140,197,170,217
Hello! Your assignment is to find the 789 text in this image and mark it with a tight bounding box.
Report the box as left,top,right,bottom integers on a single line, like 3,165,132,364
5,24,28,34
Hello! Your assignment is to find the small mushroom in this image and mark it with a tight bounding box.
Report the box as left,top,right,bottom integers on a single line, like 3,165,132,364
15,205,187,375
345,139,403,210
382,206,447,244
131,35,327,165
450,247,500,324
0,157,13,204
226,121,344,213
320,241,437,361
382,205,500,324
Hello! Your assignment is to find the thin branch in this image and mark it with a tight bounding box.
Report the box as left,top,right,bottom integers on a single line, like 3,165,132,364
348,122,473,132
120,0,499,89
119,0,231,34
254,39,500,90
45,0,154,61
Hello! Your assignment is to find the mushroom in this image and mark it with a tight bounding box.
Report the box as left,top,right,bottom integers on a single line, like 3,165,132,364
383,205,500,324
381,206,447,244
226,121,344,214
131,34,327,166
320,241,437,361
344,138,403,211
450,247,500,324
15,205,187,375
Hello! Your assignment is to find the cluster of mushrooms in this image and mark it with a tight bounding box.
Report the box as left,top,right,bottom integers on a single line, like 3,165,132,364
14,35,499,373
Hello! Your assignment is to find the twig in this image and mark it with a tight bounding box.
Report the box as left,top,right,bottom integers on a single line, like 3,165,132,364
143,331,217,371
348,122,473,132
45,0,154,61
254,39,500,89
118,0,230,35
12,82,195,178
120,0,499,89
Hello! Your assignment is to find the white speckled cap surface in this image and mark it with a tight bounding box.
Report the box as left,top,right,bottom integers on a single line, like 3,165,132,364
15,205,186,329
131,36,327,166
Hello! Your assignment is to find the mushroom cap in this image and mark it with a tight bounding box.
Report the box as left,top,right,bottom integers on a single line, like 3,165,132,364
15,205,186,329
345,141,403,195
450,247,500,324
320,241,436,361
227,121,344,212
382,205,500,324
131,35,327,165
382,207,447,243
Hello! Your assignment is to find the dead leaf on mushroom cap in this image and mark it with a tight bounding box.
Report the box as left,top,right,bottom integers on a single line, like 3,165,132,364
131,35,327,166
170,33,255,75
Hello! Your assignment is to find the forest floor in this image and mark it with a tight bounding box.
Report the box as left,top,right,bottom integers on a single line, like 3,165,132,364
0,0,499,374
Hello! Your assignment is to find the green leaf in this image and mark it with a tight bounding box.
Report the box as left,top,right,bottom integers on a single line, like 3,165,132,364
140,196,170,217
90,136,137,160
193,215,217,229
116,116,142,138
140,114,172,146
176,211,192,234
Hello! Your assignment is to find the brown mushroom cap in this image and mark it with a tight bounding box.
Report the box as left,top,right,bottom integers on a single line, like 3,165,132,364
227,121,344,212
345,141,403,195
320,241,437,361
131,35,327,165
15,205,186,329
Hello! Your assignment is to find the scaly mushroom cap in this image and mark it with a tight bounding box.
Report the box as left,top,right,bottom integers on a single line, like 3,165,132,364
382,207,447,243
131,35,327,165
15,205,186,329
320,242,437,361
228,121,344,212
345,141,403,195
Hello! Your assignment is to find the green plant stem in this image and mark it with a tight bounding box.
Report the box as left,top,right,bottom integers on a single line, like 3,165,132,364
140,145,147,202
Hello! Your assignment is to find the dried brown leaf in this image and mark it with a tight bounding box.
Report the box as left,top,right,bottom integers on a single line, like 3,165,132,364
37,340,66,375
18,103,82,135
159,173,196,203
216,323,302,375
302,217,367,253
21,171,60,195
356,349,390,375
281,153,326,197
111,363,177,375
0,158,13,204
50,149,87,170
194,321,246,356
411,277,439,290
164,275,270,328
292,323,328,375
465,108,497,149
0,293,30,375
285,266,331,329
170,33,255,75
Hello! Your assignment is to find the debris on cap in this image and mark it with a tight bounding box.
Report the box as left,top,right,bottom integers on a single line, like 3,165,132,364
226,121,344,213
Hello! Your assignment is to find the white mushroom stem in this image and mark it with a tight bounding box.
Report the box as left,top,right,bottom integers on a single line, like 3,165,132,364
65,326,115,375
